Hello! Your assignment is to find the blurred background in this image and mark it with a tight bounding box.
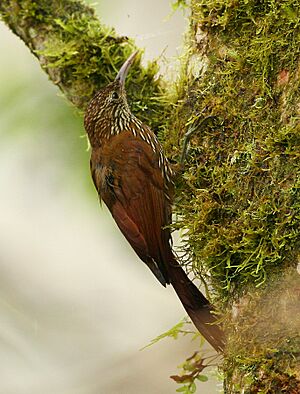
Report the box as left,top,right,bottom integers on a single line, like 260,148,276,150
0,1,220,393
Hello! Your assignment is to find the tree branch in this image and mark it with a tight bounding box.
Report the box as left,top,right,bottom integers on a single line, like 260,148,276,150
0,0,166,126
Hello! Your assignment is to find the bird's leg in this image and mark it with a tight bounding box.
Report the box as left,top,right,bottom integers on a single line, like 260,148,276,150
180,123,198,167
180,115,216,169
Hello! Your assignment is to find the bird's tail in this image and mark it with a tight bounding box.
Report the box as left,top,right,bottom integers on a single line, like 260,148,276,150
167,254,225,352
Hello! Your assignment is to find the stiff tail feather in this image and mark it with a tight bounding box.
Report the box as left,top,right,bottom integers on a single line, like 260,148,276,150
167,255,225,352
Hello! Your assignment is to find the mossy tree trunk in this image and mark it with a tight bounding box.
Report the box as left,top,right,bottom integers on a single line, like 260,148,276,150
1,0,300,392
174,1,300,392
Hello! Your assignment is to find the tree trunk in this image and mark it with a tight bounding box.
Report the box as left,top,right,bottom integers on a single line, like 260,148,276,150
174,1,300,392
1,0,300,391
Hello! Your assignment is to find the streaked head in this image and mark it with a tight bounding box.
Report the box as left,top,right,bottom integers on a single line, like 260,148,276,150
84,51,139,144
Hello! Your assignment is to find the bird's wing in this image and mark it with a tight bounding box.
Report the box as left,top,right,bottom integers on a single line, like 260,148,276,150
91,132,172,285
91,134,225,351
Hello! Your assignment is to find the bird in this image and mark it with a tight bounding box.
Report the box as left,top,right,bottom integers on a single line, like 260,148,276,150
84,51,225,352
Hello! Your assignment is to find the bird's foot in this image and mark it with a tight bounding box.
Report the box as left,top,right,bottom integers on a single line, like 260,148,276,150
180,115,216,169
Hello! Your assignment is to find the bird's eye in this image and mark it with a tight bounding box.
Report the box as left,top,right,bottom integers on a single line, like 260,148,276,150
111,92,119,100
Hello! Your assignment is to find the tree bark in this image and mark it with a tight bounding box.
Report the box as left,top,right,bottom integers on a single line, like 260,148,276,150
1,0,300,392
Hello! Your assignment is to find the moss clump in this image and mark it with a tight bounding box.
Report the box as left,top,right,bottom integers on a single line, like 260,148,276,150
0,0,171,132
168,0,300,302
163,2,300,390
225,348,300,393
221,268,300,391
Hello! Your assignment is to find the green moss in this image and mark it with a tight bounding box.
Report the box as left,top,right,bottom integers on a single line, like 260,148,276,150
2,0,300,389
220,269,300,391
2,0,299,322
0,0,171,132
3,0,300,302
168,0,300,301
225,350,300,393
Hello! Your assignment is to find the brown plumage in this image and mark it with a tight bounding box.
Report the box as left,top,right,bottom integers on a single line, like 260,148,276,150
84,52,224,352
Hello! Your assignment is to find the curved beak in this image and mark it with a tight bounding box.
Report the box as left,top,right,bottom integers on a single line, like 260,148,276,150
115,50,139,86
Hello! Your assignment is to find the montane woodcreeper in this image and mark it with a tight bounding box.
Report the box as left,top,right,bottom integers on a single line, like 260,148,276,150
84,51,224,352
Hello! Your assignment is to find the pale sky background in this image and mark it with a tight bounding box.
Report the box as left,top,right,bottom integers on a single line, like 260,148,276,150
0,1,220,393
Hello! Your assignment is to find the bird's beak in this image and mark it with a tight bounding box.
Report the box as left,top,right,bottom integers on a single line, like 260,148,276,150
115,51,139,86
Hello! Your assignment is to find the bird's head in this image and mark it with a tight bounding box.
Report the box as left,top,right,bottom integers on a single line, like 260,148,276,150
84,51,138,142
